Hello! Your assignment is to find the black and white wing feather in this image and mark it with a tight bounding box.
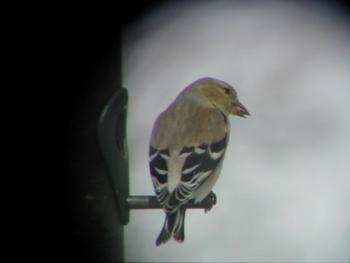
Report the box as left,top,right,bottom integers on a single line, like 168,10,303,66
149,134,228,213
149,147,170,206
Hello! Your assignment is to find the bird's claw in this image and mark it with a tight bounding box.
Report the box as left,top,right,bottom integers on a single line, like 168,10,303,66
203,191,217,213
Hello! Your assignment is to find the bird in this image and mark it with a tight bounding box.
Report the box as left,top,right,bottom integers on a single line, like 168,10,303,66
149,77,249,246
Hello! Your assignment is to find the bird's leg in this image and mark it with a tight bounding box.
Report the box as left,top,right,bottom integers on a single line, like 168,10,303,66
203,191,217,213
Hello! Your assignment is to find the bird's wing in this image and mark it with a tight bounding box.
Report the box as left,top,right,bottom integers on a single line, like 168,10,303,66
149,147,170,206
164,134,228,213
149,133,228,212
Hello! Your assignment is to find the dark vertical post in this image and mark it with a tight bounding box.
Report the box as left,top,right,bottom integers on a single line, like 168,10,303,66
63,26,125,261
98,88,130,226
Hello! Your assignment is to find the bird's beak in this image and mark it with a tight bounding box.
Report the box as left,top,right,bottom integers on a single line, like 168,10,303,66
236,102,250,118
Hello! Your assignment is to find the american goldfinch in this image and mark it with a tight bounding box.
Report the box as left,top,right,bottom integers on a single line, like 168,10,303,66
149,77,249,246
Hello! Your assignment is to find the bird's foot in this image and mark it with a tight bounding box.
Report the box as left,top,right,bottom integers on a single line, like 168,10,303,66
203,191,217,213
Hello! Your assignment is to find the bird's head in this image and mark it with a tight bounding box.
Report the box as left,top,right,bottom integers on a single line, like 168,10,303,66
192,77,250,118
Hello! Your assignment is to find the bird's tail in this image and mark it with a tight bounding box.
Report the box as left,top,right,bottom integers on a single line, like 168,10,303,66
156,207,186,246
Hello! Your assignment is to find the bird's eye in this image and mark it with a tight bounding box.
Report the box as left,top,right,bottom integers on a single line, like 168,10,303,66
223,88,230,95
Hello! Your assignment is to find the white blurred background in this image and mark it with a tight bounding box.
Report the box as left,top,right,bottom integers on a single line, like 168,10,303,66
122,1,350,262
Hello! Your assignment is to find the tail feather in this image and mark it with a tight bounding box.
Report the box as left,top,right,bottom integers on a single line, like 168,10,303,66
173,207,186,242
155,223,171,246
156,207,186,246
